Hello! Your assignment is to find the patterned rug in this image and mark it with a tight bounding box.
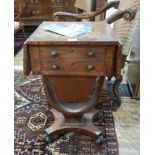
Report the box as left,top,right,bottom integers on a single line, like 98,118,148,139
14,70,120,155
106,81,131,98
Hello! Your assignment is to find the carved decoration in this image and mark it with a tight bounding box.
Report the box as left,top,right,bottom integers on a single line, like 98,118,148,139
107,8,137,24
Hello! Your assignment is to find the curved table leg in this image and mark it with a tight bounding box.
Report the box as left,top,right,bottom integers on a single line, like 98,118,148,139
111,75,122,111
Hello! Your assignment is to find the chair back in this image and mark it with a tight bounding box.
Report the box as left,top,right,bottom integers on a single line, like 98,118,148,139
74,0,107,21
113,0,140,56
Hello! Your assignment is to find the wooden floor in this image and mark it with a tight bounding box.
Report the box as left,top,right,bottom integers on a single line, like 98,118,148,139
14,49,140,155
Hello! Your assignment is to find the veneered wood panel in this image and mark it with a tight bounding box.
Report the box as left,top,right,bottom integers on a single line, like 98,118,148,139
38,46,107,60
41,60,107,76
28,43,116,76
48,76,97,102
26,21,120,44
29,46,41,74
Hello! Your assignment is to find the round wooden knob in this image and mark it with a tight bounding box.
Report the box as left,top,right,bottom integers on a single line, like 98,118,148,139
87,51,95,57
87,64,94,71
52,65,59,70
51,51,57,57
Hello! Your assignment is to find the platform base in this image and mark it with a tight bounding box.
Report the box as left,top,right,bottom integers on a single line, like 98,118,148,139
45,108,105,144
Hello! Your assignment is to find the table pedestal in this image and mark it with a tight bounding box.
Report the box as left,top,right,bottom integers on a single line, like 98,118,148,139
42,76,105,144
45,108,105,144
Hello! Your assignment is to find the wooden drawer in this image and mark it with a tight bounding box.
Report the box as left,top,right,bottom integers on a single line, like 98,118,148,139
29,45,115,76
38,46,108,60
41,60,107,76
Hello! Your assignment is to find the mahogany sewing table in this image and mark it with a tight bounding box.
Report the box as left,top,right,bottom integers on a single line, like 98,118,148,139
23,21,122,144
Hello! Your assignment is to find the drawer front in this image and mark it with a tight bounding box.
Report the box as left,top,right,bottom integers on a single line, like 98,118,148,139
41,60,107,76
39,46,107,61
29,45,115,76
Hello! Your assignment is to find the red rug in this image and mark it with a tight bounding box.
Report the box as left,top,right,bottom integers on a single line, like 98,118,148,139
14,70,119,155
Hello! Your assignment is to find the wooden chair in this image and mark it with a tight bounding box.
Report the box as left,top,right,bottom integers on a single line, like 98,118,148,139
53,0,120,21
14,0,26,39
74,0,108,21
52,0,139,109
53,0,139,69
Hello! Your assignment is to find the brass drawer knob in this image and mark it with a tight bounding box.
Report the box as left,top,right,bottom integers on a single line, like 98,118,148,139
51,51,57,57
87,64,94,71
52,65,59,70
87,51,95,57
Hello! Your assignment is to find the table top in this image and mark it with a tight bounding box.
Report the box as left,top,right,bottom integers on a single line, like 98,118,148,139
26,21,120,46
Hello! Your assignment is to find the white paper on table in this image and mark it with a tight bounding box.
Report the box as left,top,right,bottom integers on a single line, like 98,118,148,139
43,23,92,37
